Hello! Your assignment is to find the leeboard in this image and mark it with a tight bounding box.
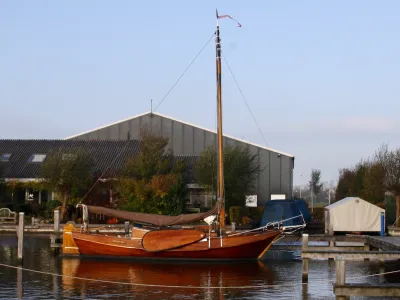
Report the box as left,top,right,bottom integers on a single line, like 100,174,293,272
142,229,206,252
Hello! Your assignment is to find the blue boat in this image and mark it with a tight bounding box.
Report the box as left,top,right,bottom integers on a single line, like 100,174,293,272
259,199,311,228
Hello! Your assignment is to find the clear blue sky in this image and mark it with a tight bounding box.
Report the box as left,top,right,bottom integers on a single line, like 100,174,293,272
1,1,400,186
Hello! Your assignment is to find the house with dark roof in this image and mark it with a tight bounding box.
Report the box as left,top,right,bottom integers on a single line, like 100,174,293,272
0,139,201,211
0,111,295,213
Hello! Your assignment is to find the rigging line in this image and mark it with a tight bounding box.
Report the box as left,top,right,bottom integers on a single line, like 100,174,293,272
391,215,400,227
153,31,216,112
78,139,132,204
1,263,400,289
222,52,269,147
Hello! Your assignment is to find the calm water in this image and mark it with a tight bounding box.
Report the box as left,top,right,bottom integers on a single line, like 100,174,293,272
0,234,399,299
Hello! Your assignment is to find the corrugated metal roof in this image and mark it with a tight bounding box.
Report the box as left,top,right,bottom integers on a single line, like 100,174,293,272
64,111,295,158
0,140,198,183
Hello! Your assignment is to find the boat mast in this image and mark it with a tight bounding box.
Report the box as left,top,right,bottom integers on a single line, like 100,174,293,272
216,10,225,229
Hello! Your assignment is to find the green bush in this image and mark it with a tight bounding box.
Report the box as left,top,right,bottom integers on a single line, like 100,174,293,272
248,207,264,221
47,200,62,212
385,195,396,225
229,206,242,224
311,207,325,222
229,206,264,225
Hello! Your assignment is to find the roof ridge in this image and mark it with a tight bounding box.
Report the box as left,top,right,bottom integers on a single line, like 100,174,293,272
64,111,294,157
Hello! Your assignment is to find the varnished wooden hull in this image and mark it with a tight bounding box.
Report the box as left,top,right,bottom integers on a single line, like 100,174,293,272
67,229,281,261
62,258,276,288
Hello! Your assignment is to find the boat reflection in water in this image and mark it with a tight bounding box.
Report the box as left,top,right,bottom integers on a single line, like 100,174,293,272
62,258,277,299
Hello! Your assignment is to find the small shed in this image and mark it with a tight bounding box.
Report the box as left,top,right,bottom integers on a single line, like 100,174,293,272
325,197,385,234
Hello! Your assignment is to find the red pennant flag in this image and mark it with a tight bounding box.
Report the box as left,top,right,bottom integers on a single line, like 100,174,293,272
217,12,242,27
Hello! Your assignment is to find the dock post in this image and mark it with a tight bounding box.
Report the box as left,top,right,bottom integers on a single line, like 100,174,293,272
17,212,24,263
324,209,329,235
364,244,370,261
302,234,309,282
54,210,60,232
335,256,346,300
379,264,385,283
17,265,23,299
302,233,308,250
329,239,335,261
302,258,309,283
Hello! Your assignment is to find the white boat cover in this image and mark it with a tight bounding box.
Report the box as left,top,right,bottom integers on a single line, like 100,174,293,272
325,197,385,232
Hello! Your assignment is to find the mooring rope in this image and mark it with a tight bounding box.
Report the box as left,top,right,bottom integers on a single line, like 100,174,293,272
1,263,399,289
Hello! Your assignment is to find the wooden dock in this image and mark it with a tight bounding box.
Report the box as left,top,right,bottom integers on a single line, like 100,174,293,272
302,250,400,260
333,256,400,298
298,234,400,298
334,283,400,298
366,236,400,251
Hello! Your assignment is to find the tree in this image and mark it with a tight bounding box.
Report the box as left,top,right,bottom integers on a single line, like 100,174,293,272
117,129,187,215
335,168,356,200
194,145,261,210
0,164,4,186
41,149,94,221
0,165,5,204
309,169,323,195
335,158,386,205
375,144,400,227
309,169,323,211
362,161,385,204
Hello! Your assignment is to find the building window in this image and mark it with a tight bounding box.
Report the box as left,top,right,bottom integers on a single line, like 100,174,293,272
0,153,11,162
28,154,47,163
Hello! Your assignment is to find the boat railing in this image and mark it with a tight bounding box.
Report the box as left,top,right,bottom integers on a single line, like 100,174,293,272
228,214,306,237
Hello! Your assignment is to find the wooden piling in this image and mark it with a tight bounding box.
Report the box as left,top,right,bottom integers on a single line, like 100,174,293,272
302,234,309,282
324,210,329,235
17,212,24,263
54,210,60,232
53,274,58,296
17,266,23,299
302,258,309,283
335,256,346,300
329,240,335,261
302,234,309,250
334,258,400,297
364,244,370,261
379,265,385,284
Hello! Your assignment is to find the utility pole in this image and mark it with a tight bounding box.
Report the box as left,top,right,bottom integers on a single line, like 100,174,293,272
328,189,331,205
311,186,314,213
300,173,303,199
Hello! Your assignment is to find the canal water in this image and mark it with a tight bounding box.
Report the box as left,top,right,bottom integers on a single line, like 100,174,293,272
0,234,399,299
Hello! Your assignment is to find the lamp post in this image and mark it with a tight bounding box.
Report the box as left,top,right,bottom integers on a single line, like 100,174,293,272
328,189,331,205
299,173,303,199
325,188,335,206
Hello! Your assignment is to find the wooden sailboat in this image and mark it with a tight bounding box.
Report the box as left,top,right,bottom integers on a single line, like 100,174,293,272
62,11,283,261
61,258,276,291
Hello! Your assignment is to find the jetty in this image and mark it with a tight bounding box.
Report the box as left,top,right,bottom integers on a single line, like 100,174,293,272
299,233,400,298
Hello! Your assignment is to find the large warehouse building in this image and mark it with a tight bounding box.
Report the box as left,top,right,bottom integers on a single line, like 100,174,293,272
66,111,295,205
